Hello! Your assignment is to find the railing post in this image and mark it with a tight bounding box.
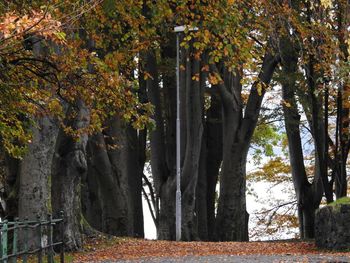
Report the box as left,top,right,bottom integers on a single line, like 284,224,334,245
23,217,28,263
0,223,1,262
37,215,42,263
12,218,18,263
59,211,64,263
1,220,8,263
47,214,53,263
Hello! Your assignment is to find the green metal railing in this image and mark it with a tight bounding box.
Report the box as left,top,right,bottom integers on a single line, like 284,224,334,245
0,212,65,263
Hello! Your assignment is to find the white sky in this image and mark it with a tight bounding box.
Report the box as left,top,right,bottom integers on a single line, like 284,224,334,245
142,170,298,240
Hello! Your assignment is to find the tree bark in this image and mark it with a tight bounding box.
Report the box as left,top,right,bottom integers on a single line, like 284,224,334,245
83,128,129,236
214,52,279,241
145,35,181,240
279,36,323,239
2,154,20,220
52,101,89,250
196,131,208,240
205,91,222,241
18,116,59,247
145,50,170,238
16,36,60,247
82,114,145,237
125,124,144,237
181,53,204,241
334,0,350,198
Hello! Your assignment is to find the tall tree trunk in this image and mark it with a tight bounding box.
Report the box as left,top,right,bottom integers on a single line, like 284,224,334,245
196,132,208,241
125,124,144,237
146,36,179,240
195,54,215,241
282,82,320,238
214,65,244,240
83,126,130,235
181,53,204,241
280,36,323,239
17,36,60,247
145,50,171,239
334,0,350,198
18,116,59,247
205,90,222,241
305,57,333,203
213,52,279,241
81,136,103,231
52,101,89,250
2,154,20,220
83,114,144,237
136,74,148,237
146,36,204,240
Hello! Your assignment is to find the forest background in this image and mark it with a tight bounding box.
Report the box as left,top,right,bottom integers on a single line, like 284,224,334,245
0,0,349,251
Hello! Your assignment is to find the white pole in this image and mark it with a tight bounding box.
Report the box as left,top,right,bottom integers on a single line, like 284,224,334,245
175,31,182,242
174,25,198,242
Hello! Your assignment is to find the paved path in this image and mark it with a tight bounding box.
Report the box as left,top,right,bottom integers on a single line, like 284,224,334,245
98,254,350,263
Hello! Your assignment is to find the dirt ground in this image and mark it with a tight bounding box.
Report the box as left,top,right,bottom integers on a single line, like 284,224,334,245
72,237,350,263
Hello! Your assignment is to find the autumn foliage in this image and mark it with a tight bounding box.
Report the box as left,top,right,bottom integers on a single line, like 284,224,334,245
0,0,349,253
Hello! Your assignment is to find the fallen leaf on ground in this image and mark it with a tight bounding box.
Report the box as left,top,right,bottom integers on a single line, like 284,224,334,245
72,237,350,262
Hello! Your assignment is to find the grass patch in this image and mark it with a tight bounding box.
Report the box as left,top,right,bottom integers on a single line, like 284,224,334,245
21,253,74,263
329,196,350,206
18,235,129,263
81,235,135,252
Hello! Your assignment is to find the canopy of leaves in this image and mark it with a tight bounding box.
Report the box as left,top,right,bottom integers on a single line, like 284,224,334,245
0,0,155,157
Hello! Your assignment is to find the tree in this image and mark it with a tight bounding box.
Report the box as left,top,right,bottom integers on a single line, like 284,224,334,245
1,0,348,247
269,0,349,238
0,0,152,249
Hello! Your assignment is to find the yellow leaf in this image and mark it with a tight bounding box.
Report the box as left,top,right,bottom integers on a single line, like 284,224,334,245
144,72,153,80
320,0,332,8
192,73,200,81
208,73,219,85
201,65,209,72
345,38,350,59
256,82,262,96
48,99,63,113
282,100,291,108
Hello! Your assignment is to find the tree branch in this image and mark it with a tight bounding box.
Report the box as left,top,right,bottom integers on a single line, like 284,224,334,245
209,63,236,110
142,187,157,227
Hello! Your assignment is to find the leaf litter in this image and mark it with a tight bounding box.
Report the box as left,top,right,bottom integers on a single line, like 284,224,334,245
72,236,350,262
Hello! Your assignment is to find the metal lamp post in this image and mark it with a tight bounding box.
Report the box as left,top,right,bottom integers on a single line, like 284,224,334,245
173,25,198,242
